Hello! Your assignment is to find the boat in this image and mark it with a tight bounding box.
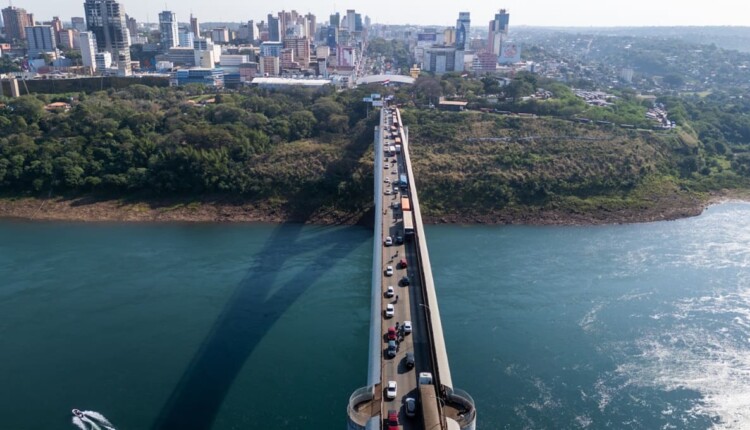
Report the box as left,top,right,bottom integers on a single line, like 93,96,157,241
72,409,85,419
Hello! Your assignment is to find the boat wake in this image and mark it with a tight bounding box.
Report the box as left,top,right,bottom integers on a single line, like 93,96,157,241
71,410,115,430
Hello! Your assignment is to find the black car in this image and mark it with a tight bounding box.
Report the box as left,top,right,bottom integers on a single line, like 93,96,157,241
400,276,410,286
405,352,415,369
395,235,404,245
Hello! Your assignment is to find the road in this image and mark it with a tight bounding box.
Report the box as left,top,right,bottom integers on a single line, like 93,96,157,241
378,109,433,429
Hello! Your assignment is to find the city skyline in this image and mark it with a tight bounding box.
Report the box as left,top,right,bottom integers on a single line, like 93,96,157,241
10,0,750,28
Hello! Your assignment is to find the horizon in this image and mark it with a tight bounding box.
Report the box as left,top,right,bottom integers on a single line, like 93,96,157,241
9,0,750,28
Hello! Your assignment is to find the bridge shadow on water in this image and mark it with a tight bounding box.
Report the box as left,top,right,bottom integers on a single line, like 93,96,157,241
151,119,377,430
151,222,367,429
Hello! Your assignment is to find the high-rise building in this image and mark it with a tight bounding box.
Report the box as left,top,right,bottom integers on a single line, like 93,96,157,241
158,11,178,51
248,20,257,41
71,16,87,32
326,26,338,49
211,27,229,44
456,12,470,51
329,13,340,28
284,36,310,67
26,26,56,58
488,9,510,56
59,29,77,49
190,14,200,37
354,13,362,32
346,10,356,31
2,6,34,41
50,16,63,43
84,0,132,75
79,31,97,71
305,13,316,40
178,28,194,48
125,14,137,37
267,15,280,41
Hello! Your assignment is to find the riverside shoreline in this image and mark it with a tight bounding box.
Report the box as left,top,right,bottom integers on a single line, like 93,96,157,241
0,191,748,226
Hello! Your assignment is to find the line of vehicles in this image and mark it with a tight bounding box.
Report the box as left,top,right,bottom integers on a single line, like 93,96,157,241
381,106,429,430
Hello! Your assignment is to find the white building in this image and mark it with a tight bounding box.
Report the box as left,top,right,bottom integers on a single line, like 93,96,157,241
194,49,216,68
95,51,112,70
79,31,98,72
178,29,194,48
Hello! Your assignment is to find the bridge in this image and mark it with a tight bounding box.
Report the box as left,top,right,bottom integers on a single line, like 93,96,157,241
347,107,476,430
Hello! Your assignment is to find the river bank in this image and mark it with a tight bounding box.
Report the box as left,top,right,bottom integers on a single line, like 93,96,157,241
2,191,748,226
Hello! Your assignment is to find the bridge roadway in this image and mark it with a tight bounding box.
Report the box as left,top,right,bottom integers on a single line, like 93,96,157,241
347,107,476,430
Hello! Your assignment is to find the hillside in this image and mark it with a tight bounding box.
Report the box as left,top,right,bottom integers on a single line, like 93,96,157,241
1,87,748,225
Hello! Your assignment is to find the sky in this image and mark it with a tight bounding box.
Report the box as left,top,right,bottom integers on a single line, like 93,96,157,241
13,0,750,27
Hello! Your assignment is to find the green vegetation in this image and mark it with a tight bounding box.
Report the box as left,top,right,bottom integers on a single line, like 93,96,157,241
0,85,380,220
402,109,749,220
2,79,749,224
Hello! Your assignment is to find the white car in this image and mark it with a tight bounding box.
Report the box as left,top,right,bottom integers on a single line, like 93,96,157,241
385,266,394,276
385,178,391,184
386,380,398,400
385,286,395,298
384,236,393,246
384,189,391,195
385,304,395,318
403,320,412,334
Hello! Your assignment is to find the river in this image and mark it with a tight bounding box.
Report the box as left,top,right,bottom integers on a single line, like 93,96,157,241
1,202,750,429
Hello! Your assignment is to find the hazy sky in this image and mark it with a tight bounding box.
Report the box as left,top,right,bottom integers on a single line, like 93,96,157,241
17,0,750,27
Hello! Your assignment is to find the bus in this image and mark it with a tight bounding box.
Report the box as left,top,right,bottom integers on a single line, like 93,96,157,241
403,211,414,238
399,174,408,189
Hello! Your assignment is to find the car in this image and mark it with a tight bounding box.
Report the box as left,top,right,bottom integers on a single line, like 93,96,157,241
385,286,395,297
386,381,398,400
388,326,397,340
395,235,404,244
384,164,389,169
388,409,399,429
384,236,393,246
403,320,412,334
387,340,397,358
404,397,417,417
385,266,394,276
385,177,391,183
405,352,415,369
384,189,391,195
391,170,398,174
399,276,410,286
385,304,395,318
399,258,408,269
392,201,400,209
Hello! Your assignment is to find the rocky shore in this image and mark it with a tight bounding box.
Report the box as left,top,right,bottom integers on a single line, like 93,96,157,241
2,191,748,226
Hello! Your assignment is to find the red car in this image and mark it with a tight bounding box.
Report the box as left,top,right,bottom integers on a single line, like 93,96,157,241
387,409,399,430
399,258,408,269
388,327,397,341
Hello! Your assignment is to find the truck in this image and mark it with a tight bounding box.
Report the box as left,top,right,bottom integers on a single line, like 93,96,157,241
403,211,414,238
418,372,441,428
395,144,402,154
400,196,411,212
388,145,396,155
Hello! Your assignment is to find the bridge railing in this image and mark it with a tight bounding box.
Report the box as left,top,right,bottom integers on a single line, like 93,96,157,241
347,384,375,428
397,109,447,430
